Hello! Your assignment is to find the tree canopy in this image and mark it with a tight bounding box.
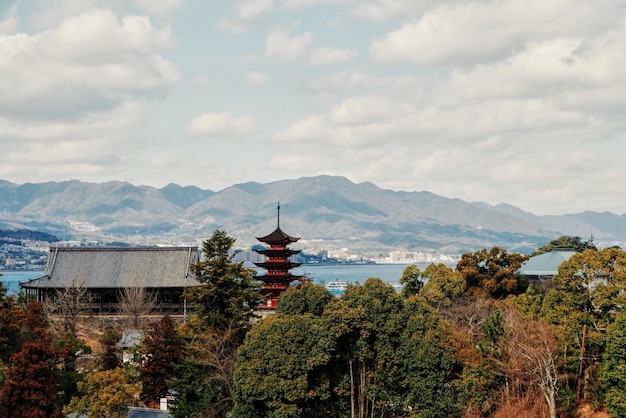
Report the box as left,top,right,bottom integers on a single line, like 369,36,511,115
532,235,597,256
185,230,263,334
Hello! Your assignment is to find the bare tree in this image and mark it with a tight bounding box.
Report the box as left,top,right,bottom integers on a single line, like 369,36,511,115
503,308,560,418
44,274,88,338
117,286,156,328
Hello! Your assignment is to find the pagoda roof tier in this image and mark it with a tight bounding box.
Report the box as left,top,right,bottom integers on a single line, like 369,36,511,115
255,227,300,245
256,273,303,282
253,261,302,270
255,248,301,257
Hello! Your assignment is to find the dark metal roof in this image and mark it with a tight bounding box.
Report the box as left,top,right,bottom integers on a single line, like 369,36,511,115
253,261,303,269
255,227,300,245
255,248,301,256
21,246,199,290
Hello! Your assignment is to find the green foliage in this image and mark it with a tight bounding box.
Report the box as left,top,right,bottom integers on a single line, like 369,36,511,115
234,278,462,417
419,263,466,310
400,296,460,417
99,326,122,371
399,264,424,297
276,282,333,316
532,235,597,256
0,282,22,363
233,313,335,417
185,230,263,334
139,315,182,405
601,309,626,417
456,247,528,298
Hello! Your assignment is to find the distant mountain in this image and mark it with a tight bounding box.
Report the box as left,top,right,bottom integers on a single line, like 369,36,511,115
0,176,623,254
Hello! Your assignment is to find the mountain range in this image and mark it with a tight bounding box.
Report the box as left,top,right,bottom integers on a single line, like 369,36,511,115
1,176,624,255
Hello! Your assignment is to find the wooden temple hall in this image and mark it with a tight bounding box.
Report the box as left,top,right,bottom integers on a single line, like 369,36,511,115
20,246,200,314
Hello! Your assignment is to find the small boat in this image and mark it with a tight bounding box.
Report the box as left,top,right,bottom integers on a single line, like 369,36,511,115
325,281,347,294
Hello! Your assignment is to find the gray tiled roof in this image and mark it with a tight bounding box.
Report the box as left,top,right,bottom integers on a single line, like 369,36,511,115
517,248,576,276
117,330,144,348
22,246,199,289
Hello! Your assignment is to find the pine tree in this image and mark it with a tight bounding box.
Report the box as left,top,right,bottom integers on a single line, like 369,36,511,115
0,301,61,417
139,315,182,405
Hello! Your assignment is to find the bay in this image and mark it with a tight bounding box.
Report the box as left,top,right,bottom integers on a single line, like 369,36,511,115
0,270,44,295
290,263,433,286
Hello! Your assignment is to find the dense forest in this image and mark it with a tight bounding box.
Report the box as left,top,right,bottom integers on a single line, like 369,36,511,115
1,233,625,417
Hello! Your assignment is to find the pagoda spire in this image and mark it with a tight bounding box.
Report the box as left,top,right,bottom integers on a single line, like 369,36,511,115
277,202,280,229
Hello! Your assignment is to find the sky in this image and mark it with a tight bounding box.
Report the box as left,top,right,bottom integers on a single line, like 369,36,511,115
1,0,626,216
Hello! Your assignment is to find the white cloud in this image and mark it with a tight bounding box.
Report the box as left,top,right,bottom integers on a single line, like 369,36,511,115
246,71,270,86
0,5,18,35
218,0,274,33
135,0,184,14
309,46,357,66
328,97,394,126
353,0,443,21
187,112,259,137
266,27,312,60
0,9,177,119
0,101,148,180
369,0,617,66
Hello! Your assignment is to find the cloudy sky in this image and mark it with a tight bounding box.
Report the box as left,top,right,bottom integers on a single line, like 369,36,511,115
1,0,625,216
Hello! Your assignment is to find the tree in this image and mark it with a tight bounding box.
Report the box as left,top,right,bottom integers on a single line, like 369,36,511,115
139,315,182,406
185,230,263,334
532,235,597,256
175,230,263,417
399,264,424,297
98,326,122,371
43,274,87,338
64,367,142,418
419,263,466,310
324,278,406,417
399,296,461,417
43,275,90,403
0,301,61,418
117,285,156,329
0,281,22,364
502,308,560,418
233,313,335,417
276,282,333,316
456,247,528,298
601,309,626,417
547,247,626,405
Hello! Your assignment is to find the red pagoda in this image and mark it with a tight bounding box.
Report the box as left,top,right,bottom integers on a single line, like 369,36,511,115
254,204,302,309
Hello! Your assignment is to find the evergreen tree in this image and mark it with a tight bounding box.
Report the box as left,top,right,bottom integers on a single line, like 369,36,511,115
98,326,122,371
185,230,263,335
601,309,626,417
456,246,528,298
139,315,182,405
276,282,333,316
532,235,597,256
0,301,61,418
0,281,22,364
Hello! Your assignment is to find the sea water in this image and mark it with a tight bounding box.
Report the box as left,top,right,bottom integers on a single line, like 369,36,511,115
291,263,433,286
0,270,43,296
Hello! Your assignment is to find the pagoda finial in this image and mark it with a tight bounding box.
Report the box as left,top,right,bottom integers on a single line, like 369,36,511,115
277,202,280,228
